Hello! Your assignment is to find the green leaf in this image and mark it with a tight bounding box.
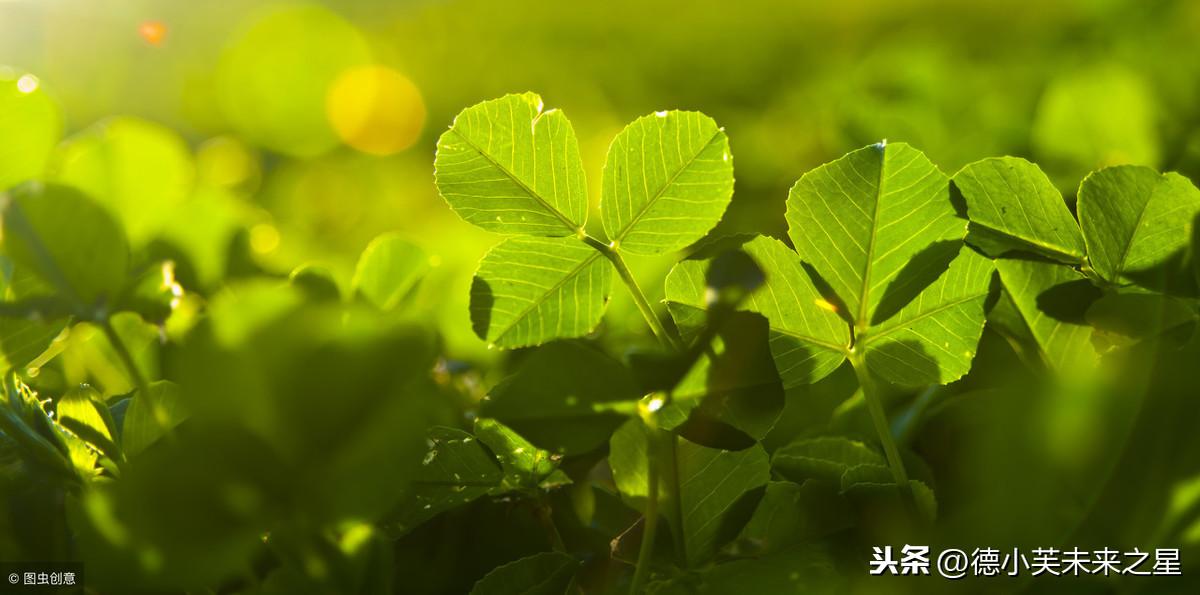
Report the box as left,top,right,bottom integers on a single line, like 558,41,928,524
122,381,188,458
609,420,770,567
600,111,734,254
1085,291,1198,352
435,93,587,236
1078,165,1200,285
858,246,994,386
647,545,842,594
771,436,884,483
473,418,566,491
952,157,1085,262
1,183,130,309
49,116,195,246
667,317,784,441
352,233,428,311
57,384,117,472
664,236,849,388
0,71,62,190
994,258,1098,372
730,481,806,556
785,142,964,328
482,341,637,455
468,552,579,595
287,264,341,302
392,426,504,534
470,237,611,348
0,264,66,370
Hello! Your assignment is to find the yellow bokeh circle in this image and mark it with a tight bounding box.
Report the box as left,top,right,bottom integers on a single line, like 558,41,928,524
325,66,426,156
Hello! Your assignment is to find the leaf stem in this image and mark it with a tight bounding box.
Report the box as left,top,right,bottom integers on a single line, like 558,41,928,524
581,234,682,350
849,352,914,508
629,428,660,595
535,499,568,553
101,320,169,436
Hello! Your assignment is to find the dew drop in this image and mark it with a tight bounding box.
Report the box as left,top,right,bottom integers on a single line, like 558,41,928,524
655,110,668,118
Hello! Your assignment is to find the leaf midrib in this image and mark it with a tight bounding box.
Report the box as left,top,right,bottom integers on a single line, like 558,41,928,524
968,220,1085,263
493,250,604,342
447,128,581,233
862,292,987,344
612,127,724,244
856,145,888,328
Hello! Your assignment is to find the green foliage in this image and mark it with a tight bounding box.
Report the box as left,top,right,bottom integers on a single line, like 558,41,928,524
601,111,734,255
3,80,1200,595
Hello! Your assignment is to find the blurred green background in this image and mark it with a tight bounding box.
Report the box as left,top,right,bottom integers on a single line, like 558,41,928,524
4,0,1199,362
4,1,1200,593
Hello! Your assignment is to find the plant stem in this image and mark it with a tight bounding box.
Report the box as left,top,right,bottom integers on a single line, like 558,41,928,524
535,499,568,553
849,353,914,507
581,235,682,351
101,320,169,434
629,429,660,595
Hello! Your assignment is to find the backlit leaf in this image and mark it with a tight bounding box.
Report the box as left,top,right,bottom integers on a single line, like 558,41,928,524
785,142,964,327
952,157,1085,263
435,93,586,236
1077,165,1200,285
601,111,733,254
470,237,610,348
994,258,1098,372
664,236,848,388
858,246,994,386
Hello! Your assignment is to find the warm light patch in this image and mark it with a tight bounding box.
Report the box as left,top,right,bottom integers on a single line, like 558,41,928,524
138,21,168,46
814,298,838,313
325,66,426,156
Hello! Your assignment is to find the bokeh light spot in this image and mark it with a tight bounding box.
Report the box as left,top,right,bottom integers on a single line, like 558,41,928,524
215,4,372,158
326,66,426,156
249,223,281,254
16,74,39,94
138,21,168,46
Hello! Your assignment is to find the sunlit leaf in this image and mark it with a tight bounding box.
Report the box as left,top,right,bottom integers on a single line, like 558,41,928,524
785,142,964,327
435,93,587,236
473,418,567,491
858,246,993,386
601,111,733,254
952,156,1085,263
994,258,1098,372
664,236,848,388
470,237,610,348
1078,165,1200,285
